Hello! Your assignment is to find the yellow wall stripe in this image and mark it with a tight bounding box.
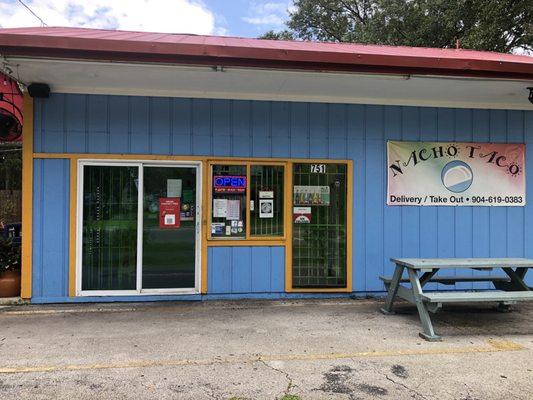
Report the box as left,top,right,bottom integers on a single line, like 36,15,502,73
20,94,34,299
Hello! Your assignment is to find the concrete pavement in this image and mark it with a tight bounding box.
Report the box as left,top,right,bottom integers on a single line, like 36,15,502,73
0,299,532,399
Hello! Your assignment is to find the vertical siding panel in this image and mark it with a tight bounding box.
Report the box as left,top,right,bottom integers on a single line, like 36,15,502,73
251,247,270,292
488,110,507,259
506,111,525,257
383,106,402,287
454,109,474,289
208,247,232,293
232,100,252,157
33,98,42,152
471,109,491,288
130,97,150,153
32,160,43,298
32,159,69,299
232,247,252,292
289,102,309,158
108,96,130,153
171,98,193,156
309,103,328,158
211,99,231,156
436,109,455,287
87,95,109,153
271,102,290,158
400,107,421,258
41,94,66,152
365,105,384,291
270,247,285,292
329,104,348,159
251,101,271,157
65,94,87,153
347,104,366,291
418,107,439,290
192,98,212,155
150,97,172,155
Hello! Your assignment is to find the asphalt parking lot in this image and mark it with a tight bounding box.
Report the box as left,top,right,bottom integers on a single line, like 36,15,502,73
0,298,532,399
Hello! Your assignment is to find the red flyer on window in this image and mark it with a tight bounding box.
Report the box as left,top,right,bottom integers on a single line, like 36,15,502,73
159,198,181,229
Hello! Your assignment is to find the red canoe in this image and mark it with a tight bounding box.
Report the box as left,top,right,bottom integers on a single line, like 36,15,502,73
0,73,23,142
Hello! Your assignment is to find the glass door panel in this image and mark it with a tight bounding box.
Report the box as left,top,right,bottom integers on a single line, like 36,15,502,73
292,163,347,288
142,166,197,289
81,165,138,291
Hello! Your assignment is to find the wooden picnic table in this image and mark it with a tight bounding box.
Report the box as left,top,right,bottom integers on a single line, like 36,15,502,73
380,258,533,341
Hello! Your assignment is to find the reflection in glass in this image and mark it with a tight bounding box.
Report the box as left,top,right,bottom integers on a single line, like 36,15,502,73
292,163,347,288
142,167,196,289
82,165,138,291
250,165,284,236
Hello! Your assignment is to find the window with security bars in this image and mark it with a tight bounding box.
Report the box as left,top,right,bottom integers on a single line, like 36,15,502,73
209,163,285,240
292,163,347,288
211,164,247,239
250,165,284,237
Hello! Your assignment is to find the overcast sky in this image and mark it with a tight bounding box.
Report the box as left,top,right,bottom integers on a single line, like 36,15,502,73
0,0,294,37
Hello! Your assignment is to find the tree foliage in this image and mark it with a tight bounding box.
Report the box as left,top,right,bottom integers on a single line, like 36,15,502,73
260,0,533,53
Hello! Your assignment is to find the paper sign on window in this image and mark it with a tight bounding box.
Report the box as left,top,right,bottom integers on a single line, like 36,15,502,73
159,198,180,228
293,186,330,206
259,199,274,218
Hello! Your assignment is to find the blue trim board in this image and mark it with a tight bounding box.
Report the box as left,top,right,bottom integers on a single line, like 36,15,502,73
30,292,383,304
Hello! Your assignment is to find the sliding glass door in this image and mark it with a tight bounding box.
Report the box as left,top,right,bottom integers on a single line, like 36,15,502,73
142,166,197,290
81,165,139,291
78,161,201,295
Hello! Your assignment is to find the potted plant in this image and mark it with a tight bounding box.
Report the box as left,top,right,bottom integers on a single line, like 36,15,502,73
0,237,21,297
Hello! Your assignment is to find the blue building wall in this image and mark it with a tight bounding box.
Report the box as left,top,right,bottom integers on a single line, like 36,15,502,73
32,159,70,301
32,94,533,302
208,247,285,294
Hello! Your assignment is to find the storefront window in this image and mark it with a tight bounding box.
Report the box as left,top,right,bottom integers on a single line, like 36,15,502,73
210,163,285,240
250,165,284,237
210,164,247,238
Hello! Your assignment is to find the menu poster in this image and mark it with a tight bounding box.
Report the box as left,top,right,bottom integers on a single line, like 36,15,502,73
226,199,241,220
213,199,228,218
167,179,182,198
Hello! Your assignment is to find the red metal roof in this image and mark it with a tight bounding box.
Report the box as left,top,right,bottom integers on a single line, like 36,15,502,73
1,27,532,80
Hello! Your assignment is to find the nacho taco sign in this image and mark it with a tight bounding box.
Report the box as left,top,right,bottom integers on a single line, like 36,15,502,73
387,141,525,206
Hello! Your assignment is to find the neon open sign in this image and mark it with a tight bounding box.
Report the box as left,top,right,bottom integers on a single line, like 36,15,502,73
213,175,247,193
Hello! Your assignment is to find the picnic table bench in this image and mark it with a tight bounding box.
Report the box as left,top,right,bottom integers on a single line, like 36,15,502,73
380,258,533,341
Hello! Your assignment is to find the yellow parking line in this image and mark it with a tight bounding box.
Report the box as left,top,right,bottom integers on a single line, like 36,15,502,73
0,340,525,374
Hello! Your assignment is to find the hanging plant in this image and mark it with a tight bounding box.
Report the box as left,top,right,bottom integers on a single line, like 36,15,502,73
0,237,20,272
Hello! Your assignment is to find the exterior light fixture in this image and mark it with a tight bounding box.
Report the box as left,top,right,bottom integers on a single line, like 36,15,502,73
528,87,533,105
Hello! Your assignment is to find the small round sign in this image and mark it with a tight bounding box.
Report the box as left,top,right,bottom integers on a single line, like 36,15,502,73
441,160,473,193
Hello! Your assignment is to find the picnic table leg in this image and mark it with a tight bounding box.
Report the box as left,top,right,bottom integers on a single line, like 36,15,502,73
380,264,404,315
407,268,442,342
502,268,530,291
